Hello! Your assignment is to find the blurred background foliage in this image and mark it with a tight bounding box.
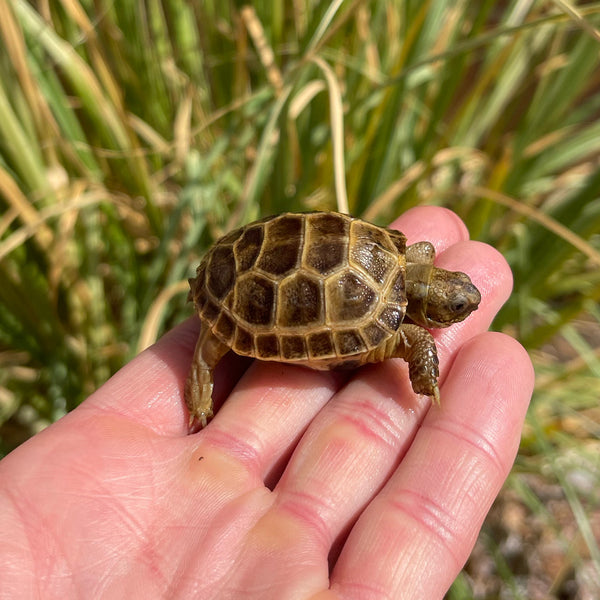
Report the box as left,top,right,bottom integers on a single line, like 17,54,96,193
0,0,598,596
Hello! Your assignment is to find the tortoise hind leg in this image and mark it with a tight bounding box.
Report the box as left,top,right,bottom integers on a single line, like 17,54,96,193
184,325,229,429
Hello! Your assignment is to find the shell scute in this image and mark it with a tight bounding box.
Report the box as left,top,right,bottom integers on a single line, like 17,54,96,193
387,271,406,304
309,211,349,235
206,245,236,301
281,335,308,360
362,322,388,348
304,212,350,276
255,215,303,277
351,220,398,254
233,274,276,326
307,330,336,359
376,305,403,331
305,240,348,276
326,271,378,323
234,225,264,272
201,298,220,323
334,330,367,356
269,213,304,238
256,333,279,359
233,326,254,355
385,228,407,254
277,273,324,328
214,312,236,344
350,241,397,284
220,227,245,245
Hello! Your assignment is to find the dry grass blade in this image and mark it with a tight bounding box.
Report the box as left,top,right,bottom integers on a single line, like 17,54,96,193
0,190,108,261
311,56,348,214
0,1,58,153
553,0,600,43
363,162,427,222
471,186,600,269
0,166,53,249
240,6,284,95
137,280,190,352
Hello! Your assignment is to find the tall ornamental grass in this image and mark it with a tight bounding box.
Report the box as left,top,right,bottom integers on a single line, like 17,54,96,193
0,1,598,596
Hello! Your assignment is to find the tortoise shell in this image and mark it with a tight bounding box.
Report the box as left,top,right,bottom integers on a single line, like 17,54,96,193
189,212,408,367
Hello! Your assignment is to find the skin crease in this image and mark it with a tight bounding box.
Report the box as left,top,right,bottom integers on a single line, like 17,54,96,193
0,207,534,600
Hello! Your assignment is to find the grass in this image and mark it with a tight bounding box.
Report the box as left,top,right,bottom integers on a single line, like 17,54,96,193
1,0,599,596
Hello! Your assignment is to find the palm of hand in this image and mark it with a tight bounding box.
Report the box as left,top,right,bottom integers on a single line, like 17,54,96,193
0,208,533,599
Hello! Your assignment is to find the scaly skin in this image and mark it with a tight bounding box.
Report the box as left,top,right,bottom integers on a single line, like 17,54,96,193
185,324,228,429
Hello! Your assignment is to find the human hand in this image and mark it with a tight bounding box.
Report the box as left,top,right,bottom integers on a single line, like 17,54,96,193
0,207,534,599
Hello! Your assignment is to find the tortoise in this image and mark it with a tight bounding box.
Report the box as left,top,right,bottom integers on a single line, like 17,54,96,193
185,211,481,428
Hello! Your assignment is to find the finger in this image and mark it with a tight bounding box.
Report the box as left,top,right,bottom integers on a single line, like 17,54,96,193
197,207,474,481
77,318,251,436
264,235,510,563
196,364,345,487
389,205,471,251
329,333,534,599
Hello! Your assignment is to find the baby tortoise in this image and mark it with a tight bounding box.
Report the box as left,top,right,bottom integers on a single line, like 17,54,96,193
185,211,481,428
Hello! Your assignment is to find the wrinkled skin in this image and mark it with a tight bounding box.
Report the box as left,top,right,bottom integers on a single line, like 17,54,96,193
0,207,533,600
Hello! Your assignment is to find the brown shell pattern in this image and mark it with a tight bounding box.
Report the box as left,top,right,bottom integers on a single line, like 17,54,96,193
190,212,408,364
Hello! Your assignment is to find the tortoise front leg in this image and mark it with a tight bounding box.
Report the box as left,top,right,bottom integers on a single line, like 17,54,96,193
184,325,229,429
390,323,440,403
406,240,435,264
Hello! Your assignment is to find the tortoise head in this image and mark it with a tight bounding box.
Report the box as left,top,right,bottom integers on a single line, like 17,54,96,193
406,265,481,328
